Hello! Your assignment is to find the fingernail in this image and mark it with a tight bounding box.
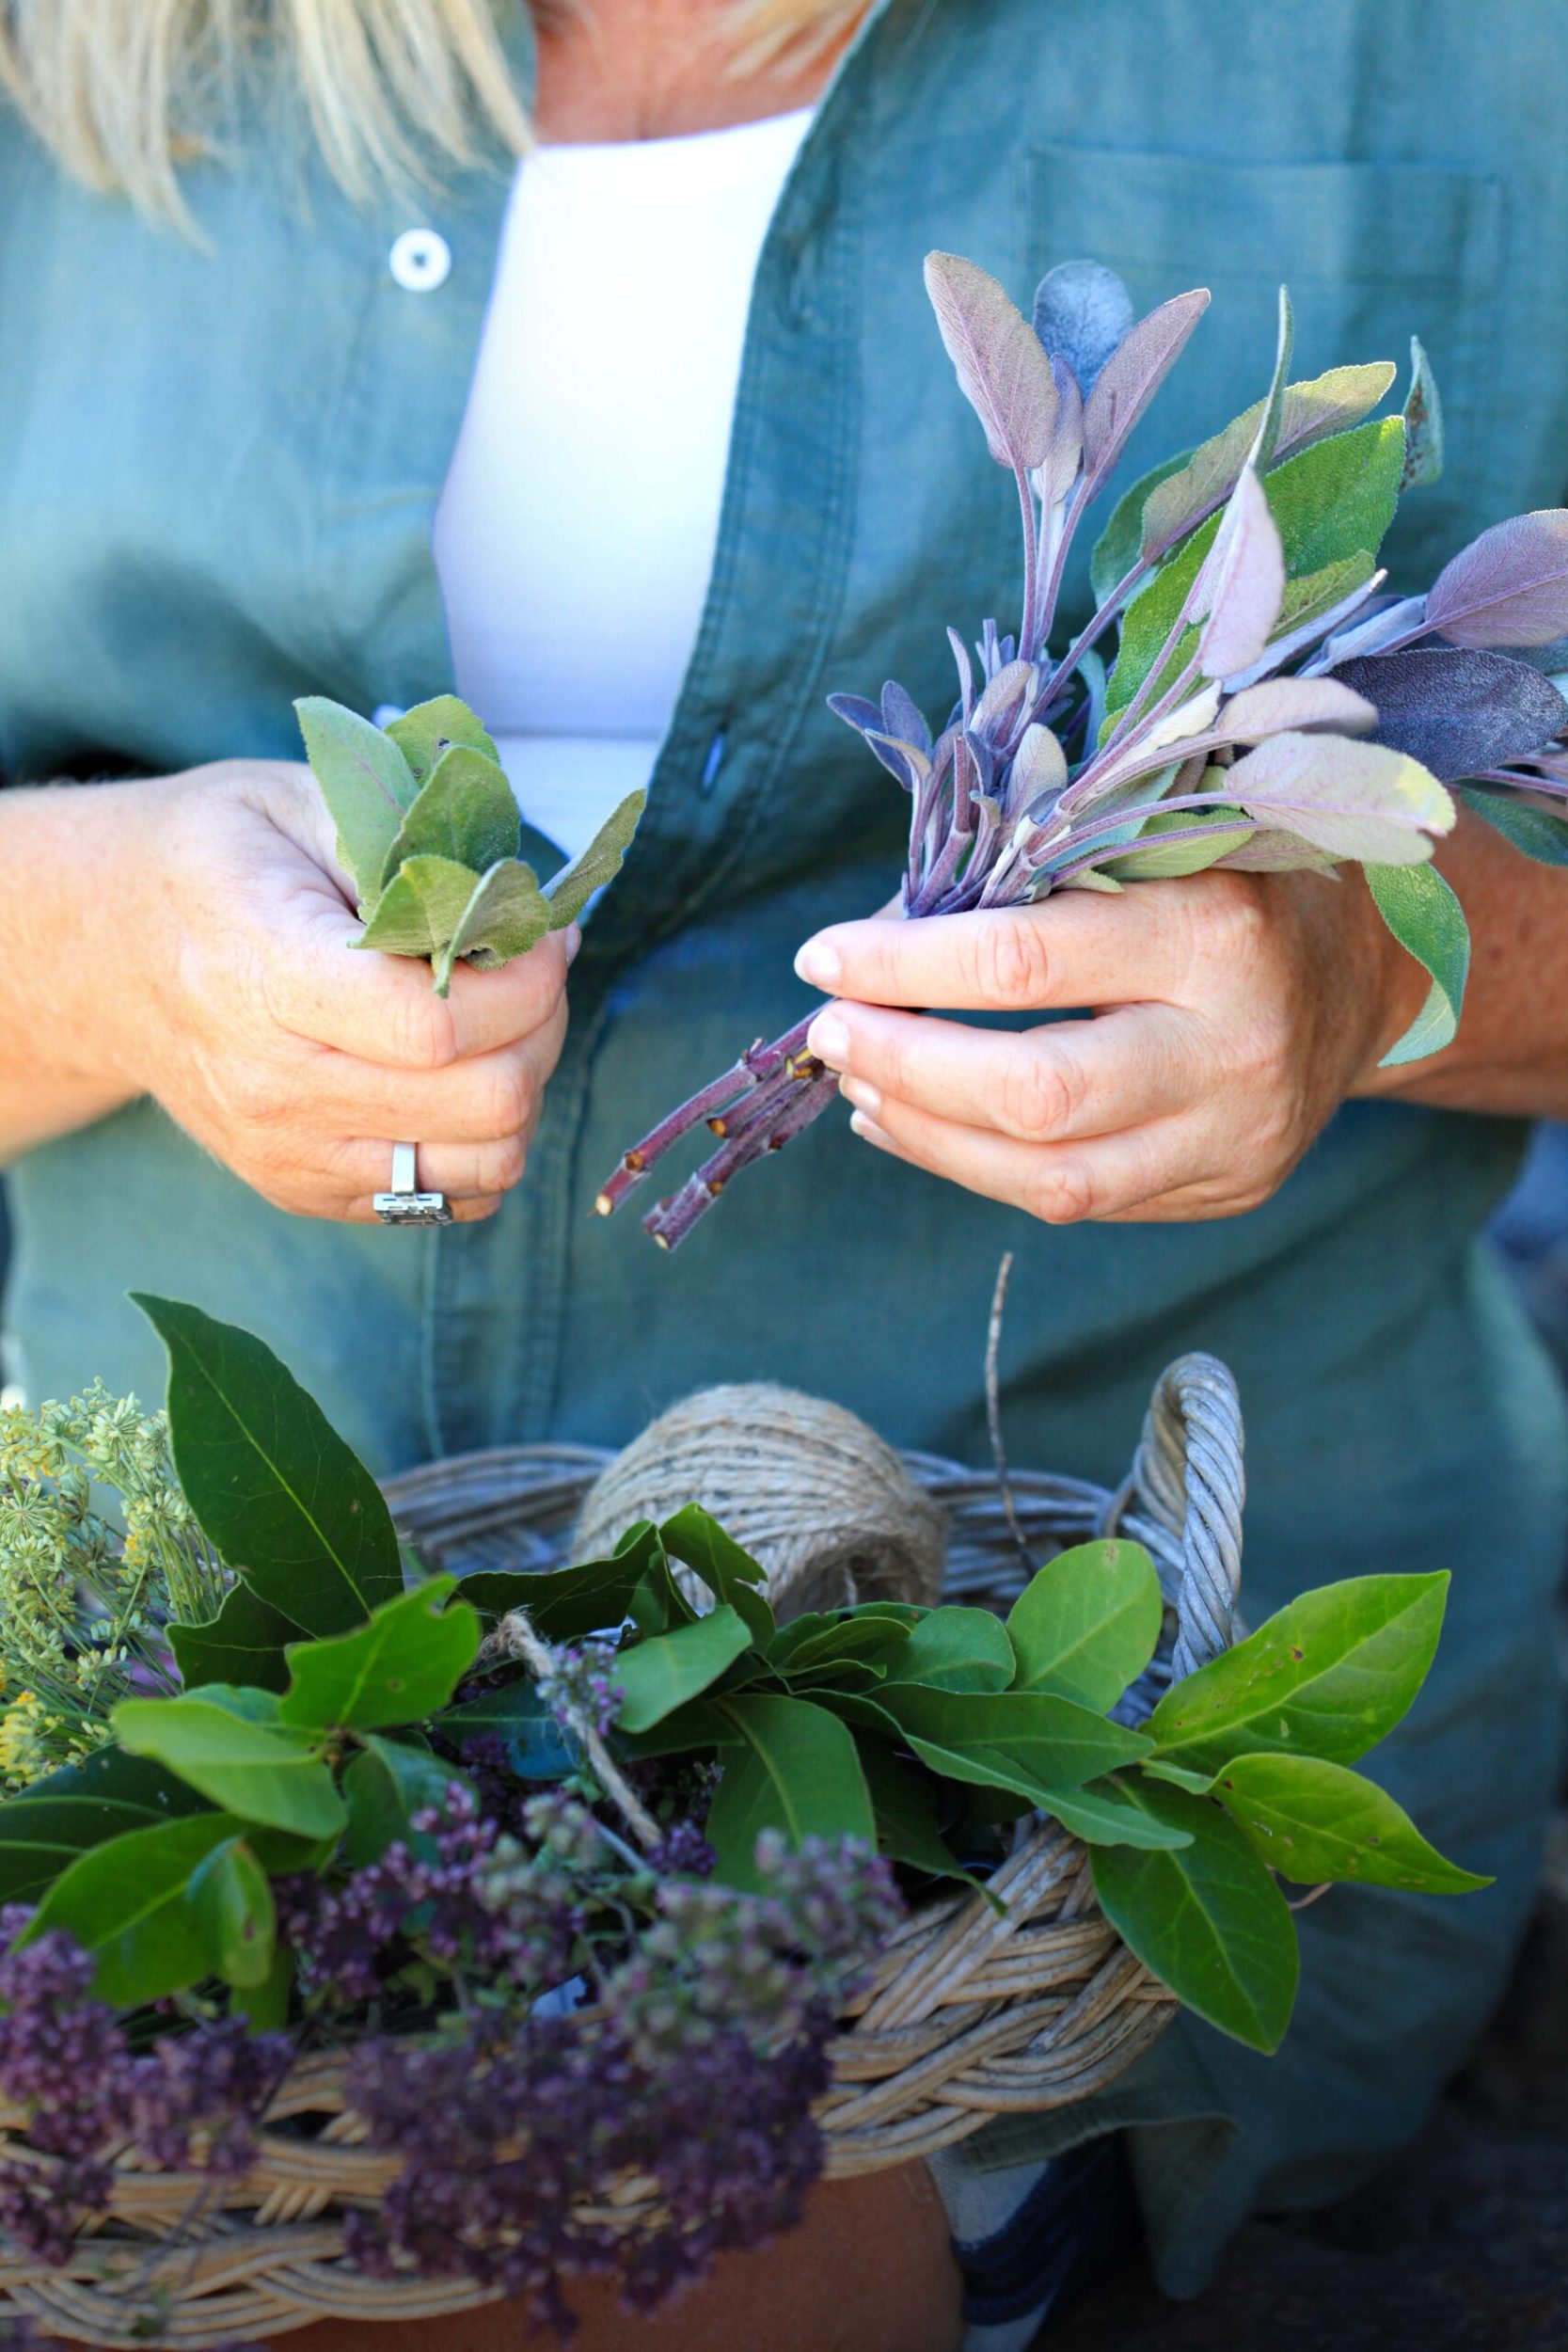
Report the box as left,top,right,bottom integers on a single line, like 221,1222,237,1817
794,937,841,989
840,1075,881,1118
806,1009,850,1068
849,1109,895,1149
564,923,583,967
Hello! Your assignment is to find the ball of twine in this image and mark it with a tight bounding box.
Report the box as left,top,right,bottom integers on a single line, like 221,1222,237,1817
572,1384,947,1624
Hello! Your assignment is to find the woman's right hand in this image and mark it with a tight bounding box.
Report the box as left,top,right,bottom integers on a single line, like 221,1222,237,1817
24,759,574,1222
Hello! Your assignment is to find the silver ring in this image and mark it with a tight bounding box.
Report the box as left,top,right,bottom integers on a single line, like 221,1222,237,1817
373,1141,452,1228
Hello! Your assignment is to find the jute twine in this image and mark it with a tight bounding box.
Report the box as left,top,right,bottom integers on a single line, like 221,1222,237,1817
573,1383,948,1623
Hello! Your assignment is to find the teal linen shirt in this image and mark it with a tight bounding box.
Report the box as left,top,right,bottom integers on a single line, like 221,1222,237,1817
3,0,1567,2292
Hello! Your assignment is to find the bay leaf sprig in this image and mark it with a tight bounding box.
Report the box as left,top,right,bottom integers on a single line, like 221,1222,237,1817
0,1302,1486,2057
294,692,644,996
597,255,1568,1248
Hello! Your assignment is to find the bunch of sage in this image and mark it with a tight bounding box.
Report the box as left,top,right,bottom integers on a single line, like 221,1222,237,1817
596,254,1568,1247
294,692,643,996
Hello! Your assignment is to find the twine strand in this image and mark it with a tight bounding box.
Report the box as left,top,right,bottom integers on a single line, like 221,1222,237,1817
485,1607,663,1852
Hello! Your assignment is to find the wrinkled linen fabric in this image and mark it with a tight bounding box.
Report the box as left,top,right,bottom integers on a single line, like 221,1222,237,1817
3,0,1567,2302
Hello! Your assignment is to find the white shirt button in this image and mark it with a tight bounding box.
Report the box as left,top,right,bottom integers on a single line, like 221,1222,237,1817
389,229,451,293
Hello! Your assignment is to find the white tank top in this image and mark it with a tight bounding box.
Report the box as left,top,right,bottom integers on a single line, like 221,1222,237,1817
432,109,813,859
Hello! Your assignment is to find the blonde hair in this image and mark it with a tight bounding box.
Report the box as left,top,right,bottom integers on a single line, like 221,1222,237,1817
0,1,866,223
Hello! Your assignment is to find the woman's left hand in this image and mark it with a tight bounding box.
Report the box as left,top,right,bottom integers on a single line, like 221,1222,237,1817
794,868,1430,1226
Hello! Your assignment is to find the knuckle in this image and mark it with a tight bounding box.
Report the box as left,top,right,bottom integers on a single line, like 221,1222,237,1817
1196,873,1269,969
221,1057,294,1131
480,1135,528,1194
386,988,458,1073
1000,1038,1084,1141
1022,1152,1097,1226
969,915,1053,1011
483,1057,535,1139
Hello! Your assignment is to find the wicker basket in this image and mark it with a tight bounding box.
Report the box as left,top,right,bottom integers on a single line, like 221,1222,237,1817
0,1354,1243,2345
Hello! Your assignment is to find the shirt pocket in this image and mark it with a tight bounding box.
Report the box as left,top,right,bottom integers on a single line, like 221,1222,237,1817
1017,143,1508,619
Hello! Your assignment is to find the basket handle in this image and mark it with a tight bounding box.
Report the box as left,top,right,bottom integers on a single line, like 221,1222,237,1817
1110,1352,1245,1679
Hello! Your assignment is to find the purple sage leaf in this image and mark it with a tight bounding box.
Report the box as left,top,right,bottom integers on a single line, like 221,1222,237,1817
970,658,1037,747
1225,731,1454,865
1218,676,1377,741
880,680,932,755
1196,469,1286,682
924,251,1058,472
1425,511,1568,649
1008,721,1069,818
1139,359,1398,562
827,692,884,738
1032,260,1135,402
1327,648,1568,782
1083,288,1211,486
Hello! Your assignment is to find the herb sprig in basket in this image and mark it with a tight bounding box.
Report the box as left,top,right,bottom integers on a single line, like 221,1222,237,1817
0,1299,1484,2334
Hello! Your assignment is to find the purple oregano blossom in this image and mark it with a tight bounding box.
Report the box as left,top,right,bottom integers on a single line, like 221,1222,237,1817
597,253,1568,1248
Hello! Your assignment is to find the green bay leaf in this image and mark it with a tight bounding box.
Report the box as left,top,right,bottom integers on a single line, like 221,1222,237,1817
705,1694,875,1890
614,1605,754,1734
133,1295,403,1636
1212,1752,1491,1893
1148,1571,1449,1775
25,1812,245,2008
1090,1779,1299,2051
112,1696,346,1839
1007,1540,1164,1709
278,1577,479,1733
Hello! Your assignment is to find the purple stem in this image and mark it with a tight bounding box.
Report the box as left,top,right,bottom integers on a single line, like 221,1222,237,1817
642,1066,839,1250
594,1019,814,1216
1016,469,1039,663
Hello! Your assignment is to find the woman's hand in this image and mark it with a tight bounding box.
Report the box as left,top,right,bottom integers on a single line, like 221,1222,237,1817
794,868,1428,1226
3,761,571,1221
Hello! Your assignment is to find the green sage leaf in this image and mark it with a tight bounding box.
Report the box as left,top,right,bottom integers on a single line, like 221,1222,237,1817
1212,1753,1491,1893
705,1694,875,1891
357,852,483,961
294,695,418,902
1367,862,1470,1063
111,1696,346,1840
1090,1779,1299,2051
378,742,520,893
1459,786,1568,867
614,1605,754,1734
1401,336,1444,491
1089,451,1191,609
134,1295,403,1635
1102,808,1256,882
1147,1571,1449,1775
1109,418,1405,723
278,1577,480,1733
384,694,499,786
436,857,553,993
542,789,647,930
